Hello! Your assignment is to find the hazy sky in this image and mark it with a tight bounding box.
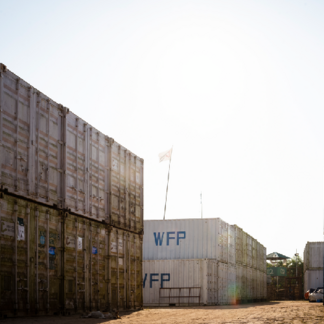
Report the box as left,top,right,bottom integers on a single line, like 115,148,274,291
1,0,324,259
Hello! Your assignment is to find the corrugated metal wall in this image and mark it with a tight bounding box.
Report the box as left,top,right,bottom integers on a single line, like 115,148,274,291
143,259,207,306
143,218,227,261
0,64,144,317
143,259,268,306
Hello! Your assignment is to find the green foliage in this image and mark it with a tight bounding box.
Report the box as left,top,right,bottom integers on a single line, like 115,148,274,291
267,255,303,276
286,255,303,278
267,255,304,291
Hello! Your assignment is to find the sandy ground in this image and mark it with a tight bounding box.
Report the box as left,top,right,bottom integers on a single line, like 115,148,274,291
2,301,324,324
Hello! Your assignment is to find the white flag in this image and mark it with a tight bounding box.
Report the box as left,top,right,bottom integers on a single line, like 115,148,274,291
158,148,172,163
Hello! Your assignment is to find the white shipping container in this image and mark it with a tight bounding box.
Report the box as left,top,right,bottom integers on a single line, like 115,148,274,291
143,259,206,306
260,273,264,299
257,243,266,272
262,246,267,273
217,262,229,305
263,272,267,299
246,267,253,299
236,264,243,301
257,242,261,271
143,218,229,262
228,264,236,303
256,270,261,299
228,225,236,265
252,239,257,269
304,242,324,271
241,265,247,300
247,235,253,268
235,225,243,264
143,259,236,306
304,270,323,295
252,268,257,299
207,260,218,304
242,231,247,266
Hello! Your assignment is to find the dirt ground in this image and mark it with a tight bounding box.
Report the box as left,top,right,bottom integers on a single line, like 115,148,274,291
2,301,324,324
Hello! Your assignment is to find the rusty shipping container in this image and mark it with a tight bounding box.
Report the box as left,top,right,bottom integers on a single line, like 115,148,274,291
0,64,143,231
0,193,143,316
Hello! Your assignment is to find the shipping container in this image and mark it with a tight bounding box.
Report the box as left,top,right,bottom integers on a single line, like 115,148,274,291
143,217,267,305
246,267,253,300
304,270,323,295
257,242,266,272
228,225,236,265
246,234,252,268
207,259,218,304
252,268,257,300
0,193,143,316
235,225,243,265
256,242,260,271
0,64,143,231
143,259,266,307
242,231,247,266
217,262,229,305
143,259,240,306
262,246,267,273
262,272,267,299
143,218,229,262
252,239,257,269
235,263,243,302
143,259,208,306
304,242,324,272
241,265,247,302
227,263,236,303
256,270,261,300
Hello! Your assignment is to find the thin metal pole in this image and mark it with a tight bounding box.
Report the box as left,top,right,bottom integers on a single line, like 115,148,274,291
163,148,173,220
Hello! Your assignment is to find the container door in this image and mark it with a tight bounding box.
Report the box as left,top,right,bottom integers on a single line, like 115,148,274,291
242,232,247,266
227,264,236,304
207,260,217,305
241,266,247,301
217,262,228,305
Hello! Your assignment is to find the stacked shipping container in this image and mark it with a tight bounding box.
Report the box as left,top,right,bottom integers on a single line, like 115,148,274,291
142,219,266,306
303,242,324,295
235,226,267,303
0,64,144,316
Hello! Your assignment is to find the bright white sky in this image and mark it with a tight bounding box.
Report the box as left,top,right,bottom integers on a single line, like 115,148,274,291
1,0,324,259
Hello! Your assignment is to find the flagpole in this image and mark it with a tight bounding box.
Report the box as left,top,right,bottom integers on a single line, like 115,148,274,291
163,147,173,220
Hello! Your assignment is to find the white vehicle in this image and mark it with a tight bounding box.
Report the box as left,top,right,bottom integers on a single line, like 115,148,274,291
309,288,323,302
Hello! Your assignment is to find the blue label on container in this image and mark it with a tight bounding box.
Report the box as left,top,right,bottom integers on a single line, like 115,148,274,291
92,247,97,254
40,236,45,245
49,246,56,255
